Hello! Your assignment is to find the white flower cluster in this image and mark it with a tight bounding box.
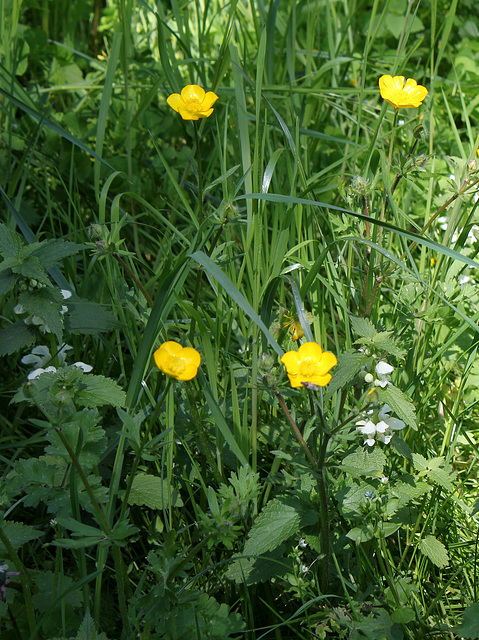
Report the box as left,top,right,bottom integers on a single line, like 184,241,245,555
21,344,92,380
356,404,405,446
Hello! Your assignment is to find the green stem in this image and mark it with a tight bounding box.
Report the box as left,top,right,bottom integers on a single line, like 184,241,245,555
275,390,316,466
184,381,223,485
55,429,112,536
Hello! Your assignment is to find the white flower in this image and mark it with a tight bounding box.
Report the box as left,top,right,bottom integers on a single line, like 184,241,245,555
374,361,394,387
364,372,374,384
13,304,24,315
356,404,405,446
61,290,72,300
27,366,57,380
73,361,93,373
21,345,52,367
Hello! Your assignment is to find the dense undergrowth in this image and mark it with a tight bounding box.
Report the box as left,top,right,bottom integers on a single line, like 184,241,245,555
2,0,479,638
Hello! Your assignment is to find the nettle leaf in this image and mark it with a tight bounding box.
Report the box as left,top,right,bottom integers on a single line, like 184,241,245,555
30,239,85,268
341,446,387,478
18,287,64,338
391,479,431,507
367,334,407,358
226,544,292,584
11,253,50,284
75,374,126,408
0,520,44,553
0,223,24,259
127,473,184,510
325,349,369,396
0,266,17,294
411,454,455,491
380,384,417,430
453,603,479,639
65,299,120,335
242,496,317,558
0,320,36,355
418,534,449,568
350,316,378,339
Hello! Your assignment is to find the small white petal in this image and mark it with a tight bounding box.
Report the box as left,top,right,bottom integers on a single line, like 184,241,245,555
13,304,24,314
364,373,374,383
61,289,73,300
375,361,394,376
73,362,93,373
375,421,389,434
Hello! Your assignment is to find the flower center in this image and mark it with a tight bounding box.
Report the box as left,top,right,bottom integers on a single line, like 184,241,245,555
298,360,320,380
186,97,201,111
169,356,186,375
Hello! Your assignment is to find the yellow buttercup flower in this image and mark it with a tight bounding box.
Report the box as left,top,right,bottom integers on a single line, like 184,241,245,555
154,341,201,381
280,342,337,389
167,84,219,120
379,75,428,109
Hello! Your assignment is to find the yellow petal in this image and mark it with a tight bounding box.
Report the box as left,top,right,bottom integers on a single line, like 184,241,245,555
317,350,338,375
201,91,219,111
166,93,184,113
181,84,206,102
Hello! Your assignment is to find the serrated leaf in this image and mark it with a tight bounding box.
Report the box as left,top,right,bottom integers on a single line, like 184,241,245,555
368,334,406,358
242,496,317,558
418,534,449,568
226,545,292,584
325,350,369,396
453,603,479,639
381,384,417,430
76,609,100,640
31,239,85,268
65,299,120,335
0,268,16,294
0,521,44,553
18,287,64,338
341,446,387,477
350,315,378,339
12,254,50,284
0,320,36,355
0,223,24,258
75,374,126,408
127,473,183,509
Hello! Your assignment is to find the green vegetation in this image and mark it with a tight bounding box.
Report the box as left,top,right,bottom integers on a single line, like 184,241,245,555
2,0,479,638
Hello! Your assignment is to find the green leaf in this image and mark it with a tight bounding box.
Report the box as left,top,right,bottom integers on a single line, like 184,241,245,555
0,521,44,553
346,526,373,543
11,253,50,284
242,496,317,558
350,316,378,339
341,447,387,477
0,268,16,294
390,607,415,624
31,239,85,268
0,320,35,355
453,604,479,639
18,287,64,338
127,473,184,510
76,609,103,640
0,223,24,259
75,374,126,408
324,349,369,396
411,454,455,491
65,299,120,335
418,535,449,568
381,384,417,430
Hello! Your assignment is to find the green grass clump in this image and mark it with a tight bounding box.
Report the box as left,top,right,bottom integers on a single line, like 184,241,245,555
1,0,479,638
